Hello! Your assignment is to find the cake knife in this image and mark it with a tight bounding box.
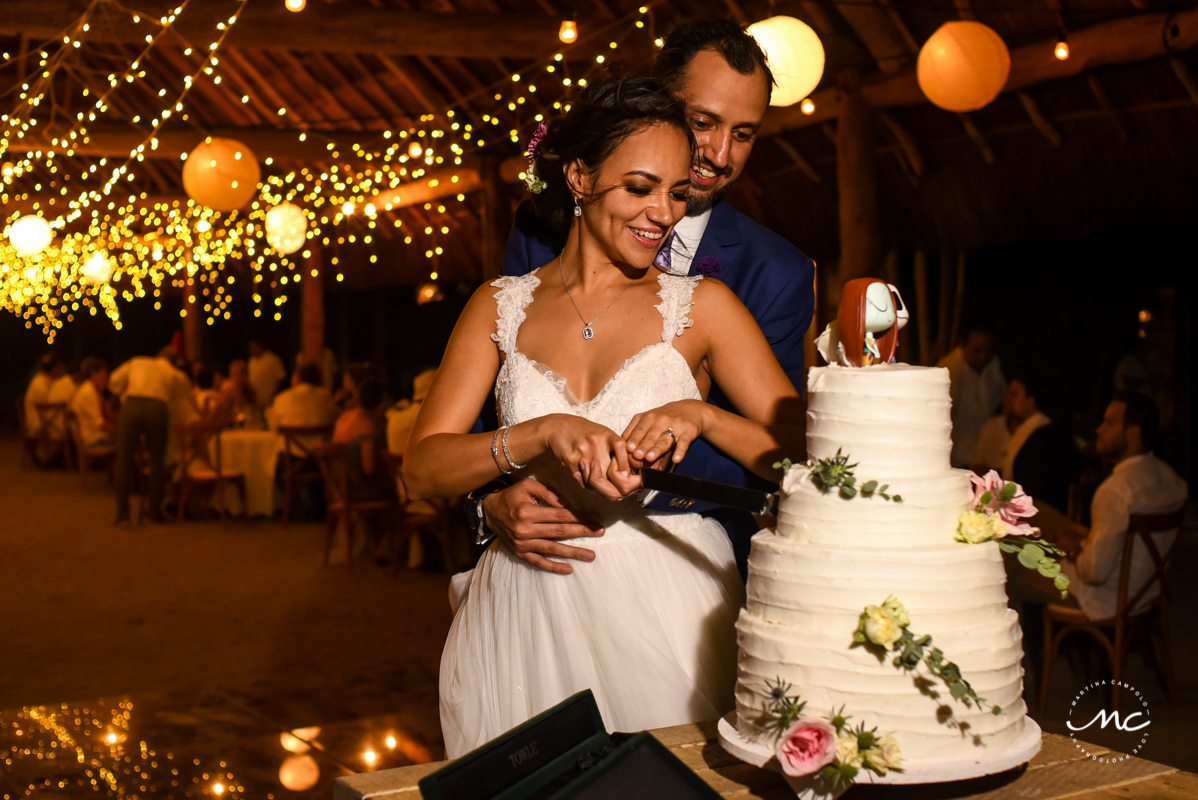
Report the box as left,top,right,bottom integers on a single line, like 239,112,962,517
639,469,777,515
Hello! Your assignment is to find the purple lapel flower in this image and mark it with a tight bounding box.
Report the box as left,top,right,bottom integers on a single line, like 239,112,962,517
696,256,722,278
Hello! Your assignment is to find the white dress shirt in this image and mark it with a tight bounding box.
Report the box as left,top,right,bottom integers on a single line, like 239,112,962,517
69,381,111,447
267,383,337,455
109,356,192,405
938,347,1007,468
23,372,53,434
1062,452,1188,620
667,208,712,275
249,351,287,409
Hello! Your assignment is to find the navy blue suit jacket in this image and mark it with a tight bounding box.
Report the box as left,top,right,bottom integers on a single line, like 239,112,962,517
501,200,815,575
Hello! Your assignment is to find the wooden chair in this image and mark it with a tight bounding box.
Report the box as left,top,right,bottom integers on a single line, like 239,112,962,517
382,451,456,576
15,399,40,469
1038,506,1185,714
33,401,71,468
65,410,116,488
175,420,248,524
277,424,335,526
313,441,404,573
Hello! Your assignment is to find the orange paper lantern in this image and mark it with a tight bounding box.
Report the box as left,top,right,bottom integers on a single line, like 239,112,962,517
917,22,1010,112
182,138,260,211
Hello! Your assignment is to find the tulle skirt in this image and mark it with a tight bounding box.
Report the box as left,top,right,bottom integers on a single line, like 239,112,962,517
439,509,743,759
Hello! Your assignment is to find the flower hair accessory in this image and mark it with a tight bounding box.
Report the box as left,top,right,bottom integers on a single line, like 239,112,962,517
523,122,548,194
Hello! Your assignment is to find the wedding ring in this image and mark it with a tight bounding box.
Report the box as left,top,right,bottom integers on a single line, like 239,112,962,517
662,428,677,444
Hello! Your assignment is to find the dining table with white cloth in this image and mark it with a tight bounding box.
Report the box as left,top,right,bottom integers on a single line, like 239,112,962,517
212,429,282,516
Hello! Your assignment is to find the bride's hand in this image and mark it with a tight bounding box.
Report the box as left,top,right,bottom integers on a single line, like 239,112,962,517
578,457,642,501
537,414,632,488
622,400,712,468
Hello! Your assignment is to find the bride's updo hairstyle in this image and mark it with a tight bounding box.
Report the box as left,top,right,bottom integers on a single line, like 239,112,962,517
531,76,693,239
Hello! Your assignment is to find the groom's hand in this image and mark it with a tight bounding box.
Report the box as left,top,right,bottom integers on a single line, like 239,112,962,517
482,477,604,575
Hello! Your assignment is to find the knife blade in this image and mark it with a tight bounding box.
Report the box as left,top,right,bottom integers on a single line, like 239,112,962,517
640,468,776,515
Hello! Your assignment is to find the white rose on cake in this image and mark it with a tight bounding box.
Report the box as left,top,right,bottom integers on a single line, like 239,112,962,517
956,510,997,544
836,733,863,768
865,734,903,775
863,605,902,648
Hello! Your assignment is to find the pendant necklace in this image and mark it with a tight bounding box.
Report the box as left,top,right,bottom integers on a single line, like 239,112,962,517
559,254,635,340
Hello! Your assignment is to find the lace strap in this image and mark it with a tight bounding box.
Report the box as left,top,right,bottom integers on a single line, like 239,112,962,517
654,273,701,344
490,273,541,355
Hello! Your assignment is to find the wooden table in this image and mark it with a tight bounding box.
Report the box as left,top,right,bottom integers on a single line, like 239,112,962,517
334,720,1193,800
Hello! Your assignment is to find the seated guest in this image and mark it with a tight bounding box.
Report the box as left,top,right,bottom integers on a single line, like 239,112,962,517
221,359,256,422
387,368,436,458
24,354,59,437
333,363,374,410
939,327,1006,468
1000,372,1083,513
267,363,338,454
1011,393,1187,620
334,378,393,501
971,389,1016,474
248,339,287,412
69,358,115,447
44,360,79,440
193,367,221,415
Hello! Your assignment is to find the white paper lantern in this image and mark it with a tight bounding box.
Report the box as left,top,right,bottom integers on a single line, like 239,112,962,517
917,21,1011,112
278,755,319,791
6,215,53,256
747,16,825,107
182,138,261,211
81,251,114,284
265,203,308,255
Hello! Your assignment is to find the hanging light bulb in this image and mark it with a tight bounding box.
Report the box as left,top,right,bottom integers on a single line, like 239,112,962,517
6,215,53,256
800,98,816,115
81,251,113,283
408,141,423,158
285,0,305,9
1054,37,1070,60
559,19,578,43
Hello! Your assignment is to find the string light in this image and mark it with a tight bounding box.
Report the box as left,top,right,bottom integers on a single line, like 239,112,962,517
559,19,578,43
800,98,816,115
1054,37,1070,60
285,0,306,10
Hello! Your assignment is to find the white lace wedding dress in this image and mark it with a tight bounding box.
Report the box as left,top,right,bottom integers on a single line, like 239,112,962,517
439,270,744,758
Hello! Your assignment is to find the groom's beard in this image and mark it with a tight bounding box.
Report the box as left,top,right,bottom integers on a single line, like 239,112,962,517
687,156,735,214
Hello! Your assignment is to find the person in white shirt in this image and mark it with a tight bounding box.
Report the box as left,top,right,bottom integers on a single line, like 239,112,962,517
69,358,114,448
23,354,58,437
386,368,437,458
192,366,222,416
1052,393,1188,620
267,363,338,456
110,346,195,526
248,340,287,412
938,328,1006,469
44,364,79,440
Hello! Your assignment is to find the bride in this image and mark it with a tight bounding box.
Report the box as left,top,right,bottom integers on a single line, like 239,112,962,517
403,76,802,758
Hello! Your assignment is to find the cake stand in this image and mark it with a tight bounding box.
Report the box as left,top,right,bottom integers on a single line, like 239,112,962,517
717,713,1042,800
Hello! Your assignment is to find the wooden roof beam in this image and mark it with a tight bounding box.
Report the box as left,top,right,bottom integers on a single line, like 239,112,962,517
0,3,565,60
1016,91,1062,147
762,6,1198,136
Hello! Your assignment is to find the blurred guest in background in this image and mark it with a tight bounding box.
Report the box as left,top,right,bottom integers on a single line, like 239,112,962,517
1113,333,1151,396
1014,393,1187,619
334,363,374,410
110,346,194,526
1002,372,1083,513
971,388,1016,474
221,359,256,423
248,339,286,412
939,327,1006,469
69,358,115,448
387,368,436,458
296,347,339,392
24,354,59,438
268,363,338,445
193,367,221,415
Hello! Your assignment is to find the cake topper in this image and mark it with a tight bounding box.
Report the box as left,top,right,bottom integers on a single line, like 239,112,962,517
816,278,908,367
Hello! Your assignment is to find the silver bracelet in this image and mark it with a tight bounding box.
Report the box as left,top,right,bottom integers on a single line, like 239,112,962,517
501,425,527,471
491,427,511,475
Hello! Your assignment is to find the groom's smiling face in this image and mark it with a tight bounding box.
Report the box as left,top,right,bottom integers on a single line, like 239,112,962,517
675,49,770,213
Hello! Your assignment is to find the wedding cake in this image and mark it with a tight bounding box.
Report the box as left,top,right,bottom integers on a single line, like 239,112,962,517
726,362,1041,787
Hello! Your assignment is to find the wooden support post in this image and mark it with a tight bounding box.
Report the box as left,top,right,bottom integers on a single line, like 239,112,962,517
183,257,201,363
480,155,511,281
836,71,882,284
914,249,932,366
936,249,954,363
301,245,325,369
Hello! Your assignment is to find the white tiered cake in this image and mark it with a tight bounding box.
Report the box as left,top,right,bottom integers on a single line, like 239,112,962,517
723,363,1040,789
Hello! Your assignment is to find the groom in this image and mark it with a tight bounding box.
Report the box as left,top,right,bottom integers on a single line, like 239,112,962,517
474,18,815,577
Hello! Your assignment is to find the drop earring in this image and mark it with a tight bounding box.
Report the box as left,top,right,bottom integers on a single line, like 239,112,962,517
573,196,582,217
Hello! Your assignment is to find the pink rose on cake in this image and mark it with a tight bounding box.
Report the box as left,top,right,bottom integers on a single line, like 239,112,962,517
775,718,838,776
969,470,1038,536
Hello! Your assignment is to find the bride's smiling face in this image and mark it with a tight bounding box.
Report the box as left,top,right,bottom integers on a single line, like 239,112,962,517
571,122,692,271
